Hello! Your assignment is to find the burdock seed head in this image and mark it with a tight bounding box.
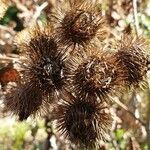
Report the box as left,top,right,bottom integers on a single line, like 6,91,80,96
54,0,107,49
53,91,111,148
66,48,121,101
3,25,68,120
3,81,43,121
113,35,149,87
16,25,67,99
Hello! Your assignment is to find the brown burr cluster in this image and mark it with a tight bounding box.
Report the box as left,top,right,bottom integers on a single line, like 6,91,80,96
66,49,121,101
54,93,110,149
112,36,149,87
4,81,43,121
2,0,150,149
54,1,107,49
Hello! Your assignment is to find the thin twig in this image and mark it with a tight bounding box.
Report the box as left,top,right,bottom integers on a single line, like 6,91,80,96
113,97,146,127
32,2,48,23
133,0,140,37
0,54,26,63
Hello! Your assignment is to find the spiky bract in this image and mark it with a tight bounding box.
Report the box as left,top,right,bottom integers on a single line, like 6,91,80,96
67,49,121,101
55,1,107,49
54,92,110,148
113,36,149,87
4,82,43,121
4,25,68,120
18,25,67,98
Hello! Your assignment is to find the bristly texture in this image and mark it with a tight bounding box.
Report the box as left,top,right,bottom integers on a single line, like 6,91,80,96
4,25,68,120
3,82,43,121
113,35,149,87
53,91,111,148
17,25,67,98
0,0,10,19
66,48,122,101
54,0,107,50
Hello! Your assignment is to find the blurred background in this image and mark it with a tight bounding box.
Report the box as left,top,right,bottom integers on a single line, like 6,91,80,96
0,0,150,149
